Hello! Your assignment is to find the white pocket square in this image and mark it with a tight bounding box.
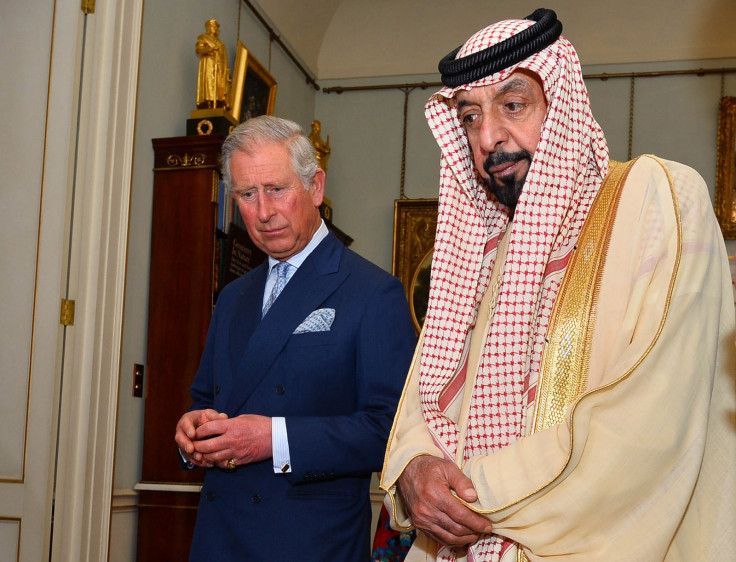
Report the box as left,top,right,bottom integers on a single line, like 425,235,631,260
293,308,335,334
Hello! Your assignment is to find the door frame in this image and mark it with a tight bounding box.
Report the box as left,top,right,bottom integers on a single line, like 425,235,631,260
42,0,143,559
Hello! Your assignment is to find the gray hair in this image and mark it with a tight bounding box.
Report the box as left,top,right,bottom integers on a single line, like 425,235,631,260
220,115,318,191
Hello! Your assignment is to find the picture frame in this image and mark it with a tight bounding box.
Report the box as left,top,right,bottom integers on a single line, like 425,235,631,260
392,199,438,333
228,40,278,125
715,96,736,239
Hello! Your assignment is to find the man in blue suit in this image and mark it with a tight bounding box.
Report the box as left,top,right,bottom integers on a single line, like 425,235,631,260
175,115,416,561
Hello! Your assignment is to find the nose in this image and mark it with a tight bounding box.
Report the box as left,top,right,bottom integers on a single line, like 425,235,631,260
476,112,508,154
255,195,276,222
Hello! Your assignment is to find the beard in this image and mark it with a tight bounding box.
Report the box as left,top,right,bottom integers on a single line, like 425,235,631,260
480,149,532,209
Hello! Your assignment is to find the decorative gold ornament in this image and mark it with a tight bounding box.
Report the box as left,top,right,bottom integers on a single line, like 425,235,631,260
309,120,331,172
196,119,214,135
166,153,207,168
195,19,230,110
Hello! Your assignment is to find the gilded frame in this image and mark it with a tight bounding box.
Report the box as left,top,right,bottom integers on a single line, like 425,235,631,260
715,96,736,239
392,199,438,333
227,41,278,124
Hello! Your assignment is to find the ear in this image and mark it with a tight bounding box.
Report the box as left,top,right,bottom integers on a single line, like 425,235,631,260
309,168,326,207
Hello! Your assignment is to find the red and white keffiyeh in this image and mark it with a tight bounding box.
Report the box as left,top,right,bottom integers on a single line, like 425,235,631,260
418,18,609,560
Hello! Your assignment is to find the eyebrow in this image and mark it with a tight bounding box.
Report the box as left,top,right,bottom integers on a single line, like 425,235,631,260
456,98,471,112
496,77,532,97
232,180,284,191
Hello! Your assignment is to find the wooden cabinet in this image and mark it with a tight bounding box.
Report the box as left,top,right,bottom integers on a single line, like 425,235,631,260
136,134,236,561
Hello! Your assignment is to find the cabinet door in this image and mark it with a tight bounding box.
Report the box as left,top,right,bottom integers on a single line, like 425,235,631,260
142,136,222,483
137,135,222,562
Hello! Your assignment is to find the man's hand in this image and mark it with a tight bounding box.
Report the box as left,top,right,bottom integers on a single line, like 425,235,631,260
175,409,228,467
192,414,273,470
397,456,492,549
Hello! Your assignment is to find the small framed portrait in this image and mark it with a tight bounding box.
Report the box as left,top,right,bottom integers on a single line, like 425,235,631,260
228,40,278,124
392,199,438,333
715,96,736,239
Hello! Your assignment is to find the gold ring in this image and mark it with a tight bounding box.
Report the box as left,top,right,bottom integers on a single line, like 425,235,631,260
226,458,236,470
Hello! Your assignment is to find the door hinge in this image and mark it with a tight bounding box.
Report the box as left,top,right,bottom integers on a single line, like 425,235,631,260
81,0,95,15
60,299,76,326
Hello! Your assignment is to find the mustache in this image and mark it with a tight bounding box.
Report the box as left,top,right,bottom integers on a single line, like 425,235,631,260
482,149,532,174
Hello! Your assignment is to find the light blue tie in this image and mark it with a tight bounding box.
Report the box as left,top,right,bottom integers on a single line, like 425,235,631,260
262,262,290,317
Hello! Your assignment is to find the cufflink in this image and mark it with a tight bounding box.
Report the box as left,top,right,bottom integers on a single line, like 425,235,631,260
280,463,290,473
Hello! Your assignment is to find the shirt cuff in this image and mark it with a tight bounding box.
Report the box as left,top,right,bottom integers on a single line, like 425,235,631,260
271,417,291,473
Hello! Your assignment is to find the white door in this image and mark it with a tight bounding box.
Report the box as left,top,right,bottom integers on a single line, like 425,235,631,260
0,1,142,560
0,1,72,558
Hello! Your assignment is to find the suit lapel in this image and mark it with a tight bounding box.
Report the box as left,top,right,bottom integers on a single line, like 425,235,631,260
224,233,348,414
227,263,268,373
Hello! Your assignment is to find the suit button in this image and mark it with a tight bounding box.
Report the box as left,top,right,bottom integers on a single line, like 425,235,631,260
206,492,215,501
251,494,261,503
276,385,285,395
214,385,220,396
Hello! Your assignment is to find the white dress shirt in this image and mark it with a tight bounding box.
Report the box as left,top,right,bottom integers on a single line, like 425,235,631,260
267,221,328,473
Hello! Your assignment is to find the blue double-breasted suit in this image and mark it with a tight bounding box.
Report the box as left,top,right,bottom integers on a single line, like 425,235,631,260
187,232,416,561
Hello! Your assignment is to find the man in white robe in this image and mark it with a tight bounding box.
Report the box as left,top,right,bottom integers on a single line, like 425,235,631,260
380,9,736,562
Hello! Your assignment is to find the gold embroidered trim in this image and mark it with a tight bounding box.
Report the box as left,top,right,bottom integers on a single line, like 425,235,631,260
476,157,682,522
457,156,680,562
532,159,634,433
513,160,634,562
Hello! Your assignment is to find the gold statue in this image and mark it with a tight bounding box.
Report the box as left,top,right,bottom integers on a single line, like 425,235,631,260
195,19,230,109
309,120,331,172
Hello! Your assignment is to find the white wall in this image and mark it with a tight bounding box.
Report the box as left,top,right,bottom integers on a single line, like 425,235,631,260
315,75,442,270
317,0,736,79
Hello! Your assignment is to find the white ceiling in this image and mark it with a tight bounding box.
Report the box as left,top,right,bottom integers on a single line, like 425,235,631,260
253,0,736,80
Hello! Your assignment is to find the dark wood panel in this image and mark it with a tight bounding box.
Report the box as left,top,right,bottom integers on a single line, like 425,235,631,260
136,490,199,562
141,135,223,484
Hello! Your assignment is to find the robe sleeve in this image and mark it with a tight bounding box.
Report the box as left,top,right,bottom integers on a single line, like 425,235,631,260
380,332,446,530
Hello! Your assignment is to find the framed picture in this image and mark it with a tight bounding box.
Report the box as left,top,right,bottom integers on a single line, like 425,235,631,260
228,40,278,124
715,96,736,239
392,199,438,333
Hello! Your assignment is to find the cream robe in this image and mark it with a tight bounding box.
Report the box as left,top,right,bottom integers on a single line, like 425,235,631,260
381,156,736,561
